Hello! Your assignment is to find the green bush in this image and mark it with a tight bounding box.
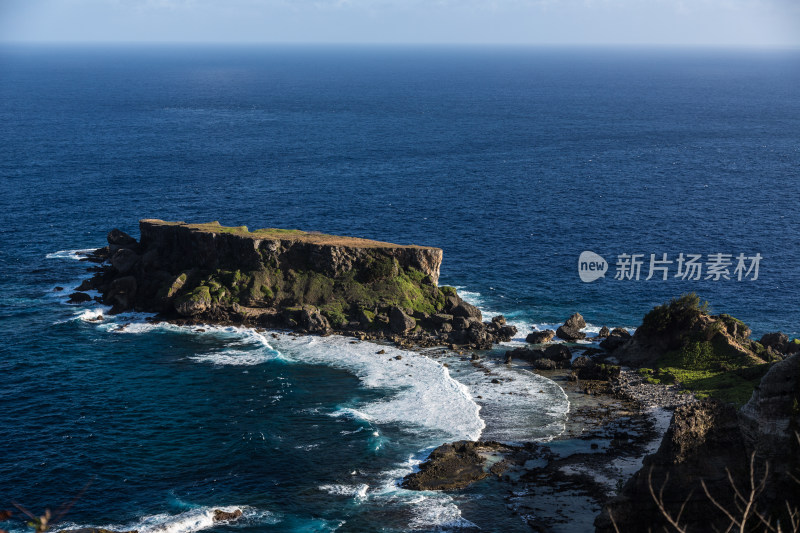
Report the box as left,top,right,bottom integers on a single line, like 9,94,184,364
639,292,709,336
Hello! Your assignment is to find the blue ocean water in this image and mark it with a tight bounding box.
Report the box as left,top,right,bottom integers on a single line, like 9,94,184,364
1,45,799,532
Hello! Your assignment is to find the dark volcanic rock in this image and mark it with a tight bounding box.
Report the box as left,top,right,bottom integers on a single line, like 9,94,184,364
300,306,331,335
597,400,748,533
556,314,586,340
389,306,416,334
759,332,789,353
67,291,92,304
213,509,243,522
598,356,800,533
597,325,610,338
556,325,586,341
533,358,557,370
111,247,139,274
401,440,510,491
450,301,482,321
599,328,631,352
504,344,572,369
564,312,586,330
430,313,453,325
739,354,800,486
493,324,517,342
107,228,137,247
526,329,555,344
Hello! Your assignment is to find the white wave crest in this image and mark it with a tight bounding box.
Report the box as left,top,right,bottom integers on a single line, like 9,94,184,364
46,248,97,260
273,334,484,442
52,505,277,533
319,483,369,501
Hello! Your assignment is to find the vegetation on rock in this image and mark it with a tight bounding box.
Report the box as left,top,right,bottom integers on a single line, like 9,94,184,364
626,293,770,406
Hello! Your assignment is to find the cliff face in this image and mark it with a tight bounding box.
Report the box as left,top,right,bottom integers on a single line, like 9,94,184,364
596,354,800,533
82,220,517,347
138,219,443,285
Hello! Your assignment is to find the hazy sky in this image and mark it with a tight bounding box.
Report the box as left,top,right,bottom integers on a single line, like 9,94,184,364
1,0,798,47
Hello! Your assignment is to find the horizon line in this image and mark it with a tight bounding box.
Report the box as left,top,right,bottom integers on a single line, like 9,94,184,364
2,40,799,51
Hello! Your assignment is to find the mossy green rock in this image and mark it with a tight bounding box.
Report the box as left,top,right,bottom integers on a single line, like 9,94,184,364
92,220,450,328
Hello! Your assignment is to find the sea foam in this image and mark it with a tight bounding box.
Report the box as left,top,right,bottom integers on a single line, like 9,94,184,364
49,505,277,533
272,333,485,443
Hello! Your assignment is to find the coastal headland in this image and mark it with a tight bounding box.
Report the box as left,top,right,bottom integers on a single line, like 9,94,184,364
76,220,516,349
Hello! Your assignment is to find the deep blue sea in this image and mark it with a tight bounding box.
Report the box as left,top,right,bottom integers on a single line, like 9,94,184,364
1,45,798,532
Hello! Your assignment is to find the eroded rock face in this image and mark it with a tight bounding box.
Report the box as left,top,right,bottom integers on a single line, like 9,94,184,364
597,359,800,533
138,220,443,285
739,353,800,463
596,400,748,533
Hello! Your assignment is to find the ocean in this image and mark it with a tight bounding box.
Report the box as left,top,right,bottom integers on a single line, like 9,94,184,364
1,45,798,532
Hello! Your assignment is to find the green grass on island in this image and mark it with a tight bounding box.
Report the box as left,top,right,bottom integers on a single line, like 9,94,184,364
142,219,436,249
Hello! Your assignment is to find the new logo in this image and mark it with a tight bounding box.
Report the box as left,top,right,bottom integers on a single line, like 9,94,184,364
578,251,608,282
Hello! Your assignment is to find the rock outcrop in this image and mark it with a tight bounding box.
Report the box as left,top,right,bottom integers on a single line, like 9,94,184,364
81,220,516,348
401,440,512,491
610,295,765,369
526,329,555,344
556,312,587,341
597,354,800,533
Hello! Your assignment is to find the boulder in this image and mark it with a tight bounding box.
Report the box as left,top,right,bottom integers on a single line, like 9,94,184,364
107,228,137,246
401,441,510,491
543,344,572,367
451,301,482,321
599,328,632,352
564,312,586,330
300,307,331,334
491,315,506,326
213,509,243,522
597,325,610,338
494,325,517,342
174,286,210,317
533,358,557,370
67,292,92,304
504,344,571,369
504,347,542,363
760,332,789,353
389,306,416,334
526,329,555,344
556,325,586,341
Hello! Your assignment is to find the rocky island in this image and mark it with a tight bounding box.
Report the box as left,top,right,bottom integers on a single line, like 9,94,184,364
76,219,516,348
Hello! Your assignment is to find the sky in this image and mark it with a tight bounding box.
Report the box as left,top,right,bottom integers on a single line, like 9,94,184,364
1,0,798,47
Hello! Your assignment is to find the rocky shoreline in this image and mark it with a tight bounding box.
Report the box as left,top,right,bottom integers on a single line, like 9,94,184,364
65,223,800,532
